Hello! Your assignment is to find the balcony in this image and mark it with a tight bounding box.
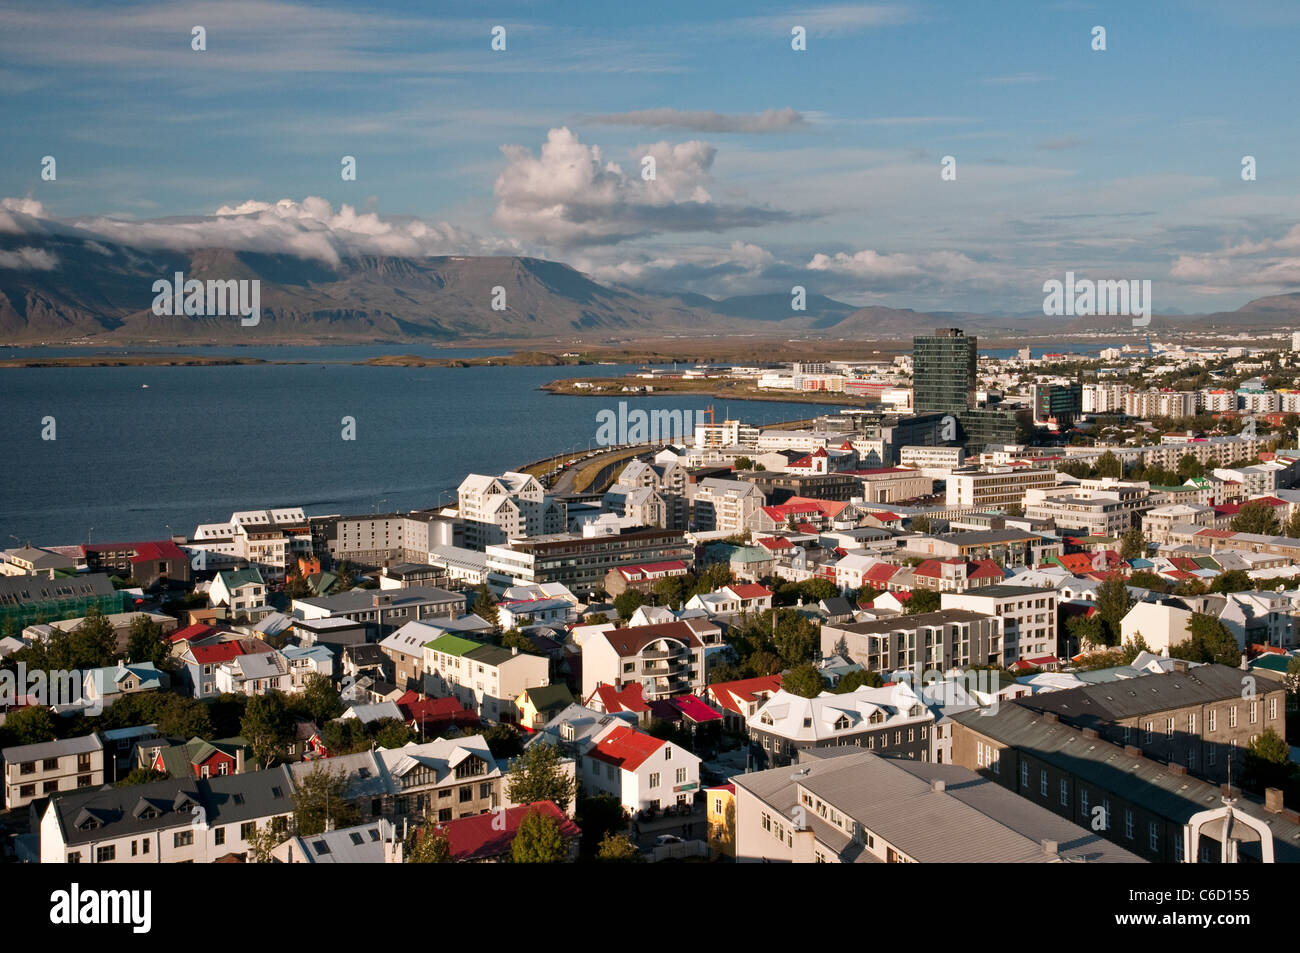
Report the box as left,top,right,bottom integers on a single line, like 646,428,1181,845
640,649,685,661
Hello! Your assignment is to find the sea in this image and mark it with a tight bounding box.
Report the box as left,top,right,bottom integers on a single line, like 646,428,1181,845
0,345,844,547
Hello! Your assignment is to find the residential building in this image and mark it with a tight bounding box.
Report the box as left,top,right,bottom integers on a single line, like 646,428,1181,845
580,619,720,701
604,560,690,597
292,586,465,637
438,801,581,861
941,586,1059,665
1118,602,1193,654
423,634,550,723
581,723,702,812
911,530,1061,568
209,568,266,615
377,735,504,822
821,609,1004,674
275,819,400,863
484,528,694,596
458,472,567,550
4,735,105,810
0,573,122,630
690,478,767,533
946,467,1057,508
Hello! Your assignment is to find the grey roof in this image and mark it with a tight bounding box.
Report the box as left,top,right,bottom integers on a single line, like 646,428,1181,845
283,819,394,863
48,765,296,847
822,609,991,637
933,529,1048,545
952,704,1300,862
733,748,1142,863
286,750,394,800
0,572,115,606
295,586,464,614
953,584,1057,599
3,733,103,762
1017,664,1283,727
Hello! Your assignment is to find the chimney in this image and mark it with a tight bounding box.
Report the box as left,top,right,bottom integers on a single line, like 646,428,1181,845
1082,727,1099,740
1041,838,1058,857
931,779,945,793
1240,653,1249,671
1170,658,1189,673
1169,762,1187,776
512,646,519,655
1043,711,1058,723
1266,787,1284,813
1124,745,1142,759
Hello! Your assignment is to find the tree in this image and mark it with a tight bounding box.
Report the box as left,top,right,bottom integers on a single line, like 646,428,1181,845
501,627,533,652
733,456,754,471
1210,570,1254,594
1127,570,1171,593
1177,453,1204,479
1231,500,1281,536
472,583,498,627
125,614,168,667
1094,574,1132,647
910,514,932,535
334,561,356,591
511,806,570,863
1094,450,1123,479
596,831,642,862
1284,508,1300,540
1118,633,1152,665
66,605,118,669
614,588,646,621
285,569,311,600
406,824,452,863
292,764,361,837
241,691,295,767
0,705,56,747
653,574,690,610
576,794,626,856
296,672,344,723
833,668,883,692
372,718,416,748
904,588,941,615
1065,612,1105,653
783,663,826,698
1241,727,1293,792
772,611,818,667
505,742,576,812
1285,656,1300,700
117,768,168,787
1170,613,1241,666
1119,525,1146,561
798,577,839,603
245,816,289,863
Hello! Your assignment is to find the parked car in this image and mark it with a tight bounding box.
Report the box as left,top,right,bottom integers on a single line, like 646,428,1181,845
654,834,683,846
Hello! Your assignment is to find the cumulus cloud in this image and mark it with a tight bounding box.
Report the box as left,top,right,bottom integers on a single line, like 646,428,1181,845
582,107,808,134
809,248,988,282
0,197,49,234
0,246,58,270
1170,224,1300,289
493,127,799,247
574,240,777,291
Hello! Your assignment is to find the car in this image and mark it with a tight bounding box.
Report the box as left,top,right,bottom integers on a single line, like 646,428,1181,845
654,834,683,846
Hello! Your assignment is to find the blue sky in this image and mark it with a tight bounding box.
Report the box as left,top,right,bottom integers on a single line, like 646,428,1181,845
3,0,1300,313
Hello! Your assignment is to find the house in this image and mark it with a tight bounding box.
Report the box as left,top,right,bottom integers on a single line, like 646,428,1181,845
274,818,401,863
100,724,162,779
706,675,784,733
379,620,440,691
910,558,1005,593
281,644,335,689
605,560,690,597
1118,602,1194,655
586,682,654,724
498,598,572,629
150,737,250,779
3,735,105,810
38,766,297,863
516,684,577,731
395,692,479,736
707,783,737,857
293,586,466,638
340,701,406,725
81,540,190,590
422,634,550,723
685,584,774,617
580,619,720,701
286,751,395,822
747,683,935,768
179,639,272,699
437,801,580,861
77,661,167,711
214,648,293,696
377,735,504,822
209,568,266,615
732,748,1142,863
581,724,702,813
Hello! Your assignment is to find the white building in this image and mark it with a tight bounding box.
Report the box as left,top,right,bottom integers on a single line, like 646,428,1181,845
457,472,567,550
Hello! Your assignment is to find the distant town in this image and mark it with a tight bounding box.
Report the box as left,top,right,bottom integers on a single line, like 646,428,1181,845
5,325,1300,865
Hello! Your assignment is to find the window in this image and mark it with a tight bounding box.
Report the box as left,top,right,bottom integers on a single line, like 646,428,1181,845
438,808,452,822
214,827,225,846
480,783,491,799
241,822,256,840
1228,706,1237,729
19,762,35,776
1124,809,1134,840
96,845,115,862
43,780,58,793
174,830,194,848
664,747,672,760
1080,788,1089,817
1059,779,1069,806
68,851,81,863
1040,770,1048,797
1249,701,1258,724
77,774,92,788
649,772,660,789
1021,763,1029,788
1208,745,1217,766
1149,822,1159,852
1144,721,1154,744
1173,838,1184,862
43,757,59,771
1188,713,1196,734
1207,709,1217,732
1270,697,1278,720
1165,718,1174,738
459,785,473,803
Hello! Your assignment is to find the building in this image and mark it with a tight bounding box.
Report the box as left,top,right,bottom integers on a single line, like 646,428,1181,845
581,723,702,813
0,573,123,630
913,328,976,416
1118,602,1193,654
1083,383,1130,414
458,472,567,550
311,509,458,569
274,819,400,864
821,609,1004,674
604,560,690,598
580,619,720,701
690,478,767,532
484,528,694,596
292,586,465,637
375,735,504,822
39,766,297,863
4,735,105,810
1031,382,1083,429
423,634,550,723
81,540,190,589
1024,479,1154,536
0,543,78,577
946,467,1057,507
209,568,266,615
705,675,784,733
1123,390,1198,419
732,748,1141,863
950,702,1300,863
438,801,581,862
941,586,1059,665
747,683,935,768
911,530,1060,569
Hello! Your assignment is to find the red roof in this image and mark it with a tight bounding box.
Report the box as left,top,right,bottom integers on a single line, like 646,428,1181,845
756,536,795,551
1026,655,1060,666
126,540,187,563
439,801,580,862
589,682,651,714
189,641,246,664
862,563,901,585
706,674,783,713
587,724,665,772
666,694,723,724
618,560,688,580
727,583,773,600
397,692,476,727
1054,553,1095,575
169,623,219,644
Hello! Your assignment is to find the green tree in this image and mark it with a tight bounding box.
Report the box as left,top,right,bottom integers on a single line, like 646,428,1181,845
1127,570,1171,593
798,577,839,603
511,806,570,863
1170,613,1241,666
904,588,941,615
833,668,884,692
501,628,533,652
0,705,56,746
596,831,642,862
472,584,499,627
246,816,289,863
1231,500,1281,536
292,764,361,837
1285,656,1300,699
1118,633,1152,665
125,614,168,667
241,691,295,767
733,456,754,470
910,514,932,535
117,768,168,787
1241,727,1293,792
371,718,415,749
782,663,826,698
406,824,452,863
1065,612,1105,652
334,561,356,592
1094,450,1123,479
66,604,118,669
1284,508,1300,539
505,742,576,812
614,588,645,621
295,672,344,723
1094,574,1132,647
1119,525,1146,561
653,574,691,610
772,610,818,667
1176,453,1204,479
1210,570,1254,594
575,794,626,856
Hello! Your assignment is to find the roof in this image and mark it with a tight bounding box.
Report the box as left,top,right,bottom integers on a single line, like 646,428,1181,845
3,733,104,762
586,724,666,772
732,749,1143,863
423,633,486,657
597,620,705,656
726,583,773,599
590,682,652,715
706,675,784,713
189,641,246,665
285,819,394,863
521,684,576,712
440,801,580,861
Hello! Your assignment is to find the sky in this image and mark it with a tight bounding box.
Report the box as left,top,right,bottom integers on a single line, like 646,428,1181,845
2,0,1300,314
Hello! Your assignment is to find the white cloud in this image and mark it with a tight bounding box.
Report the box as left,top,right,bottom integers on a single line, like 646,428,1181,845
0,246,58,270
1170,224,1300,289
582,107,808,134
